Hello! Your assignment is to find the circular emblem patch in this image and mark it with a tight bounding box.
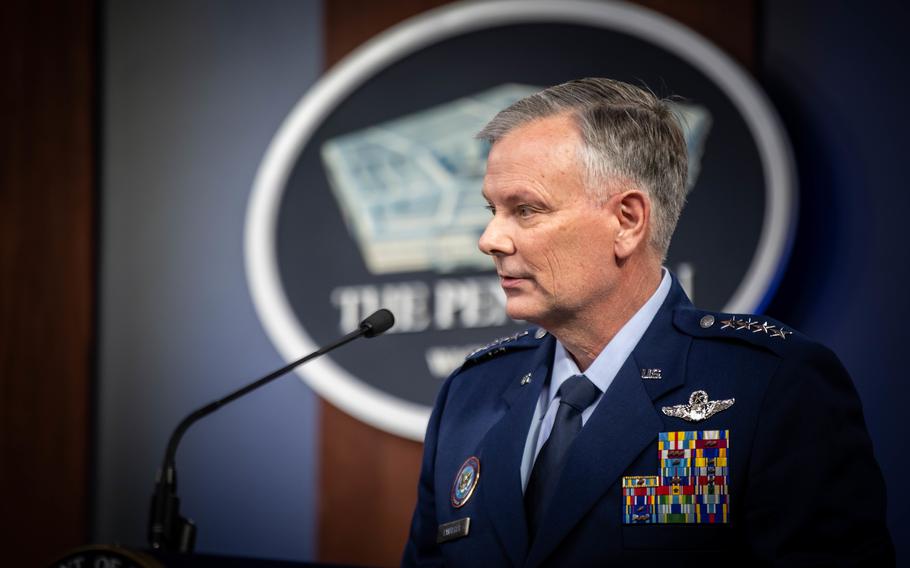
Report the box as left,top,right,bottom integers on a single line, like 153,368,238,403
451,456,481,508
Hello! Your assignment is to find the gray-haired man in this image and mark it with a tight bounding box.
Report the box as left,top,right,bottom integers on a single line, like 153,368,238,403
403,78,892,567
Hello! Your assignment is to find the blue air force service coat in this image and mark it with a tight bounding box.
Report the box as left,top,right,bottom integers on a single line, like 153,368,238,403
402,278,893,567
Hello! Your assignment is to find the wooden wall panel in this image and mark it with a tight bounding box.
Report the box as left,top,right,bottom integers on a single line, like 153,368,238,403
318,2,754,566
635,0,757,70
0,1,95,564
319,5,453,564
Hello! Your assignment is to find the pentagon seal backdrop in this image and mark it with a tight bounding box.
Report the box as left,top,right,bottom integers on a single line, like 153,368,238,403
245,0,796,440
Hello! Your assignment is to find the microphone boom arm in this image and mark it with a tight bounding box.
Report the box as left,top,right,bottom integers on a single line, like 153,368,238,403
148,310,393,552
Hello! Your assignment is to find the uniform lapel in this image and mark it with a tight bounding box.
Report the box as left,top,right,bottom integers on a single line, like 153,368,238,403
634,278,692,403
524,278,693,568
480,336,555,568
524,355,662,567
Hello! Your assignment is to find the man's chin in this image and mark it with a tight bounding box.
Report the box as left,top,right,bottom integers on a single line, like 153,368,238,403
504,302,543,326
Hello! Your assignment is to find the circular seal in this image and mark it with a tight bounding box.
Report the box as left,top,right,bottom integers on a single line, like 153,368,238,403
450,456,481,508
245,0,796,441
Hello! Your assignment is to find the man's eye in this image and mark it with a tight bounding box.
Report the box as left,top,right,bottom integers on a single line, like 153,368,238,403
484,204,496,215
517,205,535,218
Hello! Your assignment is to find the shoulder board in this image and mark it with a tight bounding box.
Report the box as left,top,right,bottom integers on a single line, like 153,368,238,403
673,307,809,357
463,327,548,365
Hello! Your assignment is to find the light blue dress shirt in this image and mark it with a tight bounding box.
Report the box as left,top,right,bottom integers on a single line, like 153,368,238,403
519,269,672,492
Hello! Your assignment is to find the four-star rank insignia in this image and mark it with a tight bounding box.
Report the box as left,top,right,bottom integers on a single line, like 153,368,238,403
719,316,792,339
450,456,480,508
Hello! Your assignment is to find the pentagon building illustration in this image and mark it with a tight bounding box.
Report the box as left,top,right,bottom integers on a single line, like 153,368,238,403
321,84,710,275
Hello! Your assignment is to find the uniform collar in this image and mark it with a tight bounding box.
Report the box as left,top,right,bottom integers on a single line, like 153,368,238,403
548,268,672,402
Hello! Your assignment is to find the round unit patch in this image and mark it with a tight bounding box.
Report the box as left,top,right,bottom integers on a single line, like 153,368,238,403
451,456,481,508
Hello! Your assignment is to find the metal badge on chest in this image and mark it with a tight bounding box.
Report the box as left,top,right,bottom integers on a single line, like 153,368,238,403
450,456,480,508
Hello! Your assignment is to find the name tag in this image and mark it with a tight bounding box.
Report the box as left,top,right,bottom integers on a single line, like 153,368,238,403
436,517,470,543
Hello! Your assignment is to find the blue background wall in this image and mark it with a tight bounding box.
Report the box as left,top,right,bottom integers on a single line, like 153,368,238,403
761,0,909,552
95,0,322,560
93,0,909,563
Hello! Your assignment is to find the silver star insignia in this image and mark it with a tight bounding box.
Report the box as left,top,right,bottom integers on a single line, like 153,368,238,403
760,321,777,334
719,317,736,330
770,327,792,339
662,390,735,422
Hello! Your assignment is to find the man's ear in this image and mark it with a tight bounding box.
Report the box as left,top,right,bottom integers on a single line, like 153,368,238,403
613,190,650,259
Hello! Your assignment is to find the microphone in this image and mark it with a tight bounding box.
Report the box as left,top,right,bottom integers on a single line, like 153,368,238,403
148,309,395,552
360,307,395,337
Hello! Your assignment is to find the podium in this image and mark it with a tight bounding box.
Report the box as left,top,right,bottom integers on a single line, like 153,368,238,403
51,545,369,568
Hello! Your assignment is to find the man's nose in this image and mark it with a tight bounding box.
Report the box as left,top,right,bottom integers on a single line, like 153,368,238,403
478,216,515,256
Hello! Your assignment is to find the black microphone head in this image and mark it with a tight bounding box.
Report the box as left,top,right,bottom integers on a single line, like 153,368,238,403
360,309,395,337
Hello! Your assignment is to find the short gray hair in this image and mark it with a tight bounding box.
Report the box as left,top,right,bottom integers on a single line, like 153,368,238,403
477,77,689,258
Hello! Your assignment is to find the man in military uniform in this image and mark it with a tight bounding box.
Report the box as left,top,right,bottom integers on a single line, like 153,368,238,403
403,78,892,566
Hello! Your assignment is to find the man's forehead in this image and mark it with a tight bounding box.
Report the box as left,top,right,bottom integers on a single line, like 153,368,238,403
486,115,581,171
483,114,584,186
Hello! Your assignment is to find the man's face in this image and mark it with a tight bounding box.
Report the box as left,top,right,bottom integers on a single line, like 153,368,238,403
479,114,622,328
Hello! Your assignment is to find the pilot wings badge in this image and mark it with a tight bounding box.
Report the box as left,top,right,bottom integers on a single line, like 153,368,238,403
662,390,734,422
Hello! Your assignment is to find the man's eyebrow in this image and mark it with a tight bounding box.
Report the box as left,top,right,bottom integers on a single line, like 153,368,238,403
482,187,543,203
499,188,545,204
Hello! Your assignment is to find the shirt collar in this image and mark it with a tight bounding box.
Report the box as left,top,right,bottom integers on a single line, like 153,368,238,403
549,268,672,402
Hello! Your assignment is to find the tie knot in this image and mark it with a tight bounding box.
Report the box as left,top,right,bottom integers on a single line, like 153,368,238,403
557,374,600,411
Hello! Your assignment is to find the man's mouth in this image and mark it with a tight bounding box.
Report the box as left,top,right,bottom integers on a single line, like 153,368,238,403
498,273,527,289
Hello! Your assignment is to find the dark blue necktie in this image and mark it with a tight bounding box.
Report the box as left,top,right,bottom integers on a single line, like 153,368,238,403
525,374,600,539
